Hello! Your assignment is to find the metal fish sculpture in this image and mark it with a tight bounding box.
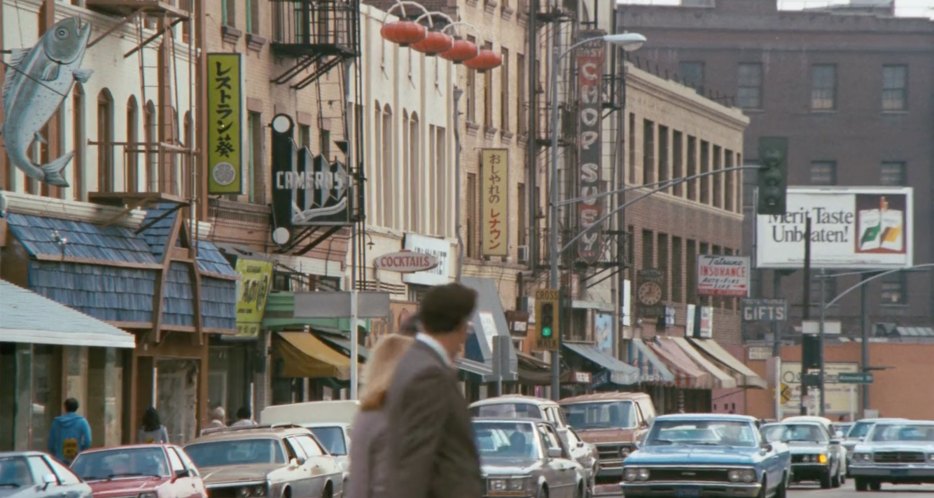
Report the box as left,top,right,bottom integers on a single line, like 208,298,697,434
1,17,93,187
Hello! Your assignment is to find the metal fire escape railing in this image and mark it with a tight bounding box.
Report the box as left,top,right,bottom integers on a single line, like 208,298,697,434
269,0,360,89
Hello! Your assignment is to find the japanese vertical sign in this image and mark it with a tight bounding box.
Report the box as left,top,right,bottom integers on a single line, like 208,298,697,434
576,31,606,264
207,53,242,194
481,149,509,256
234,257,273,338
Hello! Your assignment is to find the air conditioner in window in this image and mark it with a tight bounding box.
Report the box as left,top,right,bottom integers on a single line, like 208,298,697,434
517,245,529,263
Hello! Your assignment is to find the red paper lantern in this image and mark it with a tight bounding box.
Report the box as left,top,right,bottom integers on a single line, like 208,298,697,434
380,20,427,47
463,49,502,72
411,31,454,56
439,39,478,64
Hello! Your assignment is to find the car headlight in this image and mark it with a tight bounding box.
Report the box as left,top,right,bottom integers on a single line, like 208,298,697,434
727,469,756,483
818,453,828,464
487,476,530,493
619,446,632,458
237,485,267,497
622,468,650,481
852,453,871,462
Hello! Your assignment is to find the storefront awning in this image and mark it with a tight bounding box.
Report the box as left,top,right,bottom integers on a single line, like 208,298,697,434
275,332,349,379
316,330,370,361
0,280,136,349
689,338,766,389
629,339,676,384
647,337,711,389
517,352,553,385
670,337,737,389
456,357,493,380
563,343,641,386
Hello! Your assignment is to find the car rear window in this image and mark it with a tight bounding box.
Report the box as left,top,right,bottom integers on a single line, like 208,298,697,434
471,403,542,419
185,439,285,467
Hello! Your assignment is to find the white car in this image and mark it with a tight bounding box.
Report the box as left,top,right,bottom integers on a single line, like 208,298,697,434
850,420,934,492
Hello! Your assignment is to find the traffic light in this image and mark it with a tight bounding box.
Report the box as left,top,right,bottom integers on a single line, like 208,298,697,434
534,288,560,349
540,303,555,338
757,137,788,215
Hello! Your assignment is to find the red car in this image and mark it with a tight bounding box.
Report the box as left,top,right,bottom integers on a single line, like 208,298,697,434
70,444,207,498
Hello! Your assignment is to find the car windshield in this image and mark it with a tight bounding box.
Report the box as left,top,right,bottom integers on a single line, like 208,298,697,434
0,457,33,488
185,439,285,467
848,421,874,439
473,422,540,459
868,424,934,443
760,425,786,443
779,424,828,443
309,427,346,455
71,447,169,481
562,401,635,429
471,403,542,419
647,420,758,448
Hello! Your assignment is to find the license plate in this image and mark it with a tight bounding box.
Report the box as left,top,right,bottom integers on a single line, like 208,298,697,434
675,487,702,498
890,469,908,476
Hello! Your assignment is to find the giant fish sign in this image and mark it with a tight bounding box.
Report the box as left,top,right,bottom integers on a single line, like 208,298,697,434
2,17,93,187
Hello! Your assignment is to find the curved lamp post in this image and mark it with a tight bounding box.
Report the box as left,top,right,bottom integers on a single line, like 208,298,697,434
548,32,646,399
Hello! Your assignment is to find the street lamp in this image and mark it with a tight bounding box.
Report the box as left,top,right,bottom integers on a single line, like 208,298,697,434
548,32,646,400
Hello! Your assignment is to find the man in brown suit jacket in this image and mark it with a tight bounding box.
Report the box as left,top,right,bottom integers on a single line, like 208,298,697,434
384,283,483,498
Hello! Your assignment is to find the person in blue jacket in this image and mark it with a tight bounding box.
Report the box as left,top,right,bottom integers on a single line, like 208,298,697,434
48,398,92,464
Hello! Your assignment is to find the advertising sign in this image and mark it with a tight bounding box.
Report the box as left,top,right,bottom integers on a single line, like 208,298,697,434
698,255,750,297
270,114,352,228
480,149,509,256
374,250,439,273
698,306,713,338
402,234,453,286
756,187,913,269
234,258,273,338
207,53,242,194
781,362,859,415
594,312,614,355
576,30,606,264
741,298,787,322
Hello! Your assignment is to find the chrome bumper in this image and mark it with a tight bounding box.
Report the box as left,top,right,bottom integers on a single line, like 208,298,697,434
620,481,762,498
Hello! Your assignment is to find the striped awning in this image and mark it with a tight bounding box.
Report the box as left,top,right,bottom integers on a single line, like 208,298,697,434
689,338,766,389
647,337,712,389
670,337,737,389
629,339,676,384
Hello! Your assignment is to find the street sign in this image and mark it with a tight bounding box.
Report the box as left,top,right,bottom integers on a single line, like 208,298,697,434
837,372,874,384
781,383,792,404
741,299,787,322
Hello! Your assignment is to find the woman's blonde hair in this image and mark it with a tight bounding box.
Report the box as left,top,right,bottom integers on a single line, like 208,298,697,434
359,334,414,410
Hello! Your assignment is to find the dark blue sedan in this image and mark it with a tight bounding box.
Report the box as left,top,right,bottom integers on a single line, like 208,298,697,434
620,414,791,498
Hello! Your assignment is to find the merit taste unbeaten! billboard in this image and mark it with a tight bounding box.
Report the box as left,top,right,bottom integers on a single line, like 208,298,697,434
756,187,913,269
207,53,243,194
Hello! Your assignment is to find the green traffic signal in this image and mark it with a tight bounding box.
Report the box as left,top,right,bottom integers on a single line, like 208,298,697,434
540,302,554,338
541,325,553,338
757,137,788,216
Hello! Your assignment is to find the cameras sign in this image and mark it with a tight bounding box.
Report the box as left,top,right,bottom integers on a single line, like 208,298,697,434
756,187,913,269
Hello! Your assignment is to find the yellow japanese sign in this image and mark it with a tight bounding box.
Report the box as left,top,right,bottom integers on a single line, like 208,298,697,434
207,53,242,194
235,258,273,338
481,149,509,256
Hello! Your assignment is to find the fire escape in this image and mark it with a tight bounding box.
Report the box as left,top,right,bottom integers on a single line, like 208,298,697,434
266,0,363,258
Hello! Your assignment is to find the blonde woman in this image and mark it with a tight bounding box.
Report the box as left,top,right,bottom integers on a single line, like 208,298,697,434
347,334,415,498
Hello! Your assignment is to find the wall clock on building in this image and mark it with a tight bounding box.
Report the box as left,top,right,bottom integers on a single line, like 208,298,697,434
637,281,663,306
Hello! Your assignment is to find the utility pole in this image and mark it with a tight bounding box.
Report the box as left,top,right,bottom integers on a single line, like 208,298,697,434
800,214,811,415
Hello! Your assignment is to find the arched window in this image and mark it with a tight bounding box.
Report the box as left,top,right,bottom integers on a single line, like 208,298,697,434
373,101,382,226
144,101,157,192
72,84,86,200
126,97,139,192
409,112,420,231
382,104,393,228
97,89,114,192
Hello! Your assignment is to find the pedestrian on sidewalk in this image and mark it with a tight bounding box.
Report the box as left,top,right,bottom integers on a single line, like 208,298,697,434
347,333,415,498
384,283,482,498
48,398,92,465
231,406,258,427
137,407,170,443
202,406,227,434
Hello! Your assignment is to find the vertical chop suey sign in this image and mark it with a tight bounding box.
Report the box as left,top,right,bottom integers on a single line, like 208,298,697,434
697,255,750,297
576,30,606,264
756,187,913,269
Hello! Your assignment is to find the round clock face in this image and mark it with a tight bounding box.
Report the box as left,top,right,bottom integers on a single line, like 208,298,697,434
638,281,663,306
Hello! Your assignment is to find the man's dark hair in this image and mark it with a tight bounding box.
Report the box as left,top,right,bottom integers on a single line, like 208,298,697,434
418,284,477,334
64,398,79,413
237,406,252,420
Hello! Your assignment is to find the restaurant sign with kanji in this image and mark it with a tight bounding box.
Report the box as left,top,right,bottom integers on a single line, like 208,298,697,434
207,53,242,194
481,149,509,257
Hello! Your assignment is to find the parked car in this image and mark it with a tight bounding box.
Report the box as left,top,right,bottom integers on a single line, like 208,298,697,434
620,414,791,498
843,417,908,476
761,420,845,488
470,395,599,493
184,425,343,498
559,392,656,483
0,451,92,498
70,444,207,498
849,420,934,492
473,418,586,498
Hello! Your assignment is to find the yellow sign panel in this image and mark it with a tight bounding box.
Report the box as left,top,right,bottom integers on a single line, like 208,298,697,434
235,258,273,338
481,149,509,256
533,288,560,351
207,53,242,194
